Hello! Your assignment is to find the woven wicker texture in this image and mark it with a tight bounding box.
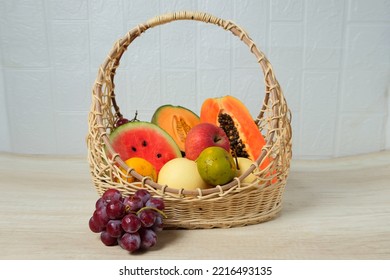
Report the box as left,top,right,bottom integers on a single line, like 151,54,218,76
87,11,292,229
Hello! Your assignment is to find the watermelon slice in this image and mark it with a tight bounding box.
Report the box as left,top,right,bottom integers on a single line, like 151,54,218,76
109,121,182,173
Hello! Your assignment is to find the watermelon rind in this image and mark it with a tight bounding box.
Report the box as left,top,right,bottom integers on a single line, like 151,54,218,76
108,121,182,173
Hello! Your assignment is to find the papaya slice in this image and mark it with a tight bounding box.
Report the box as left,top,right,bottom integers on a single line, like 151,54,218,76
151,105,200,152
200,95,270,170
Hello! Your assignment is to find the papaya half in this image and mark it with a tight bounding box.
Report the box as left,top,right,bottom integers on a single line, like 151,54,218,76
151,105,200,153
200,95,271,172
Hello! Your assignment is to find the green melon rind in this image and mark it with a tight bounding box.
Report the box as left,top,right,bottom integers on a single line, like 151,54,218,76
151,104,200,124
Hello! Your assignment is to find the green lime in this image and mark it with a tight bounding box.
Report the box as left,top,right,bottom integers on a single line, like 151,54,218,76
196,146,237,186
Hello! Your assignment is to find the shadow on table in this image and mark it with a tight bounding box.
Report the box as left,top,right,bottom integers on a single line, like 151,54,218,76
128,229,183,255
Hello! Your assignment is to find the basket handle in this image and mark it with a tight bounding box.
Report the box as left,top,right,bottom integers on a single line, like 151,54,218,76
93,11,284,195
96,11,278,117
145,11,280,126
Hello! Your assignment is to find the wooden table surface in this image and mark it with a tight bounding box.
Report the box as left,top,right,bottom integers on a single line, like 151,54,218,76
1,151,389,260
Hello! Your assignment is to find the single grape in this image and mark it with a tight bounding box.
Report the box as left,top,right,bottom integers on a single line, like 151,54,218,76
152,213,164,232
138,209,156,228
122,195,143,212
102,188,122,203
95,197,108,210
145,197,165,210
134,189,151,204
114,117,129,128
106,219,123,238
121,213,141,233
119,232,141,252
106,200,125,219
93,207,109,227
100,231,118,246
89,216,105,233
140,228,157,249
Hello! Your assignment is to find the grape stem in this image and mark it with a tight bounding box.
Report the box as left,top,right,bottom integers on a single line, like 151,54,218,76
137,206,168,218
130,111,139,122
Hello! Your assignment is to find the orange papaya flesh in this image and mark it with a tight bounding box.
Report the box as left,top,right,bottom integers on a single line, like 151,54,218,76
200,95,271,172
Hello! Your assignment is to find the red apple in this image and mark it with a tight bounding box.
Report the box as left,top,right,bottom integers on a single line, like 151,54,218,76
184,122,230,160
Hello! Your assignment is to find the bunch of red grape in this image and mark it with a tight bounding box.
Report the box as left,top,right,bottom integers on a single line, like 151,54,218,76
88,188,165,253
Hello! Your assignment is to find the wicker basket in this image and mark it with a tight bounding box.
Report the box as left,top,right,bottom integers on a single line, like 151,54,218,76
87,11,292,229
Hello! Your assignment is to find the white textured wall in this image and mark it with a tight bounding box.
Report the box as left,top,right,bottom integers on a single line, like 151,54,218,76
0,0,389,159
